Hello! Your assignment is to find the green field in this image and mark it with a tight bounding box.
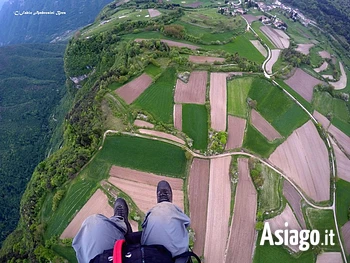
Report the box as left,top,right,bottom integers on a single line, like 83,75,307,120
306,208,340,251
332,117,350,136
205,33,265,64
249,78,309,136
258,165,282,213
133,67,176,123
336,179,350,226
243,123,281,158
254,232,315,263
182,104,208,150
227,77,253,118
144,63,163,78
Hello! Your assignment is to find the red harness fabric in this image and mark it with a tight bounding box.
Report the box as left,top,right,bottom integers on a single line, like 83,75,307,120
113,239,125,263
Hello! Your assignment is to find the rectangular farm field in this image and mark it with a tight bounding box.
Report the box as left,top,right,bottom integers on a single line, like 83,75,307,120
336,179,350,226
133,67,176,124
227,77,253,118
182,104,208,150
100,134,187,177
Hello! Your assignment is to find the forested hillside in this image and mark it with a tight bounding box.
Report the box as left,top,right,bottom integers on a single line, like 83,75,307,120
0,43,67,245
0,0,113,45
282,0,350,47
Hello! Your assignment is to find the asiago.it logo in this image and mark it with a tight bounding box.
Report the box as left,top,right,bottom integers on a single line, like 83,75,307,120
14,11,66,16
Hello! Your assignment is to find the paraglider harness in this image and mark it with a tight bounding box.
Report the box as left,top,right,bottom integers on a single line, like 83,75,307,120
90,231,201,263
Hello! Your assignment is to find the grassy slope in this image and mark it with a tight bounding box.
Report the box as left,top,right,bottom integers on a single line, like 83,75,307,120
182,104,208,150
259,165,282,213
227,77,253,118
133,67,176,124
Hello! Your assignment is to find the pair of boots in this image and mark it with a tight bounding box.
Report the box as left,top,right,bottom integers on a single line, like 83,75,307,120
113,180,173,234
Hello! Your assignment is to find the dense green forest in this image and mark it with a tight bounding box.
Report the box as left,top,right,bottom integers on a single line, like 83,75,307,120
282,0,350,47
0,43,67,245
0,0,114,45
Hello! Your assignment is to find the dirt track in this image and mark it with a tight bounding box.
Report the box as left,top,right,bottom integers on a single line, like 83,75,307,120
269,120,330,202
316,252,343,263
60,189,113,239
134,120,154,128
266,49,280,74
283,180,306,228
226,115,246,150
313,110,330,130
328,124,350,155
331,139,350,182
173,104,182,131
225,158,257,263
210,73,227,131
138,129,185,144
266,204,302,252
204,156,231,263
116,73,153,104
251,109,282,141
188,158,210,256
189,55,225,64
174,71,207,104
284,68,323,102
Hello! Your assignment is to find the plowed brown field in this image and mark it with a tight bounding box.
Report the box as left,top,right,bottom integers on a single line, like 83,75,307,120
266,49,281,74
226,115,246,150
204,156,231,263
173,104,182,131
148,8,161,17
134,120,154,128
341,221,350,254
260,26,289,49
266,204,302,252
189,55,225,64
331,139,350,182
330,62,347,90
60,189,113,239
138,129,185,145
269,120,330,202
174,71,207,104
284,68,323,102
251,109,282,141
243,14,258,24
210,73,227,131
296,44,314,55
116,73,153,104
313,111,330,130
283,180,306,228
225,158,257,263
316,252,343,263
188,158,210,256
314,61,328,73
328,124,350,155
319,50,331,59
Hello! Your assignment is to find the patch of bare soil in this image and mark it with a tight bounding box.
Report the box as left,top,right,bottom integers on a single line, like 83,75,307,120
134,120,154,128
116,73,153,104
341,221,350,254
188,158,210,256
251,109,282,141
189,55,225,64
330,62,347,90
296,43,314,55
174,71,207,104
316,252,343,263
204,156,231,263
173,104,182,131
243,14,258,24
266,204,302,252
148,8,161,18
226,115,246,150
319,50,331,59
138,129,185,145
225,158,257,263
314,61,328,73
269,120,330,202
328,124,350,156
313,111,330,130
283,180,306,228
210,73,227,131
250,40,267,57
183,1,202,8
284,68,324,102
266,49,281,74
330,138,350,182
60,190,113,239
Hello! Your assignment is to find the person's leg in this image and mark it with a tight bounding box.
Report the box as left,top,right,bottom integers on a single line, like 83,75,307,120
141,181,190,260
72,198,132,263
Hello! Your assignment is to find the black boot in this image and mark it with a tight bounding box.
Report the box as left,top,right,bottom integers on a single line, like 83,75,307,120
113,197,132,234
157,180,173,203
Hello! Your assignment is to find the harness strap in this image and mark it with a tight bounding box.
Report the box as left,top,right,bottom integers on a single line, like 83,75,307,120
113,239,125,263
